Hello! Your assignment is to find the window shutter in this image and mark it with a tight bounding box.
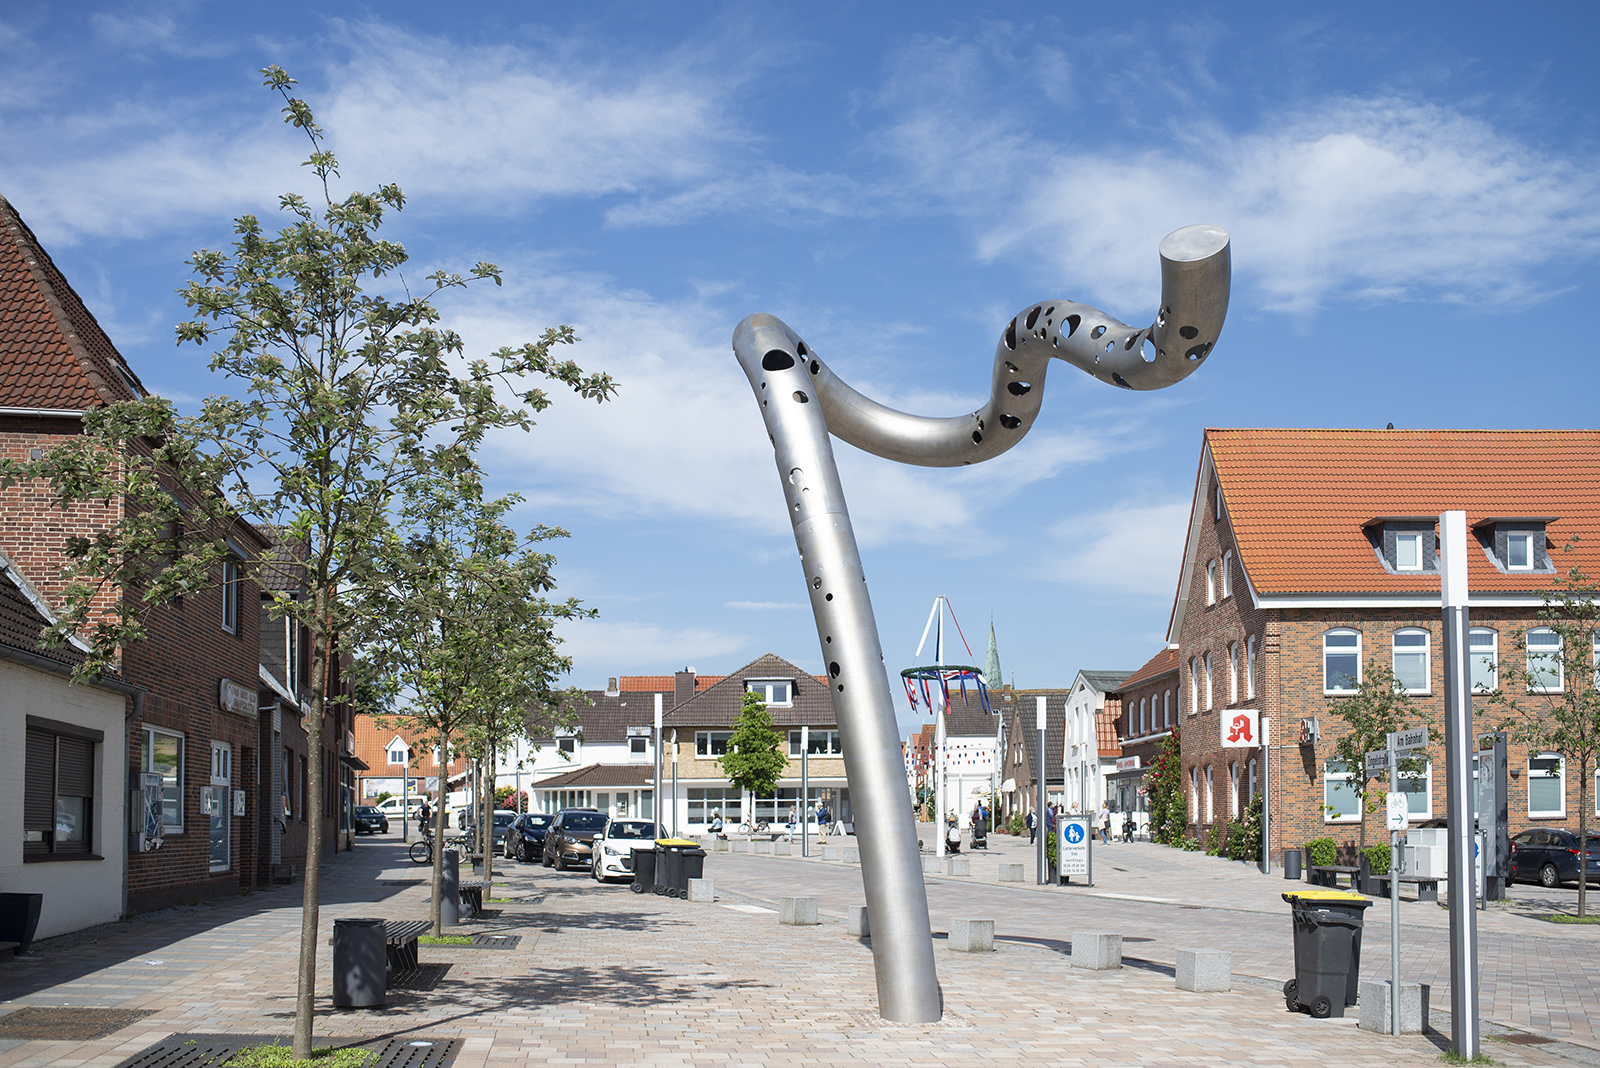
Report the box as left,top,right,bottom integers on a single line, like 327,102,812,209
57,736,94,798
24,730,55,834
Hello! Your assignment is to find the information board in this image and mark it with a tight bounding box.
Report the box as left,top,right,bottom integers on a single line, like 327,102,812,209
1059,815,1091,877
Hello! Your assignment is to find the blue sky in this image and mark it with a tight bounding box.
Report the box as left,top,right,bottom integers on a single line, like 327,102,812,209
4,3,1597,735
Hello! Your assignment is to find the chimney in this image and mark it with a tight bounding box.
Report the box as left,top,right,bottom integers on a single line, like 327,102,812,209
674,668,696,708
605,676,619,697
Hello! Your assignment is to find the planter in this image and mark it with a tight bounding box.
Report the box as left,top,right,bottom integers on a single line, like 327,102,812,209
0,893,43,953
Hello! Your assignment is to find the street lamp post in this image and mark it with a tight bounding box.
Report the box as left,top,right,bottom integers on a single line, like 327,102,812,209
1036,697,1047,885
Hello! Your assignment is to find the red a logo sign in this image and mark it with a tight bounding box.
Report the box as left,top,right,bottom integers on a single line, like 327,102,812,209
1227,714,1254,743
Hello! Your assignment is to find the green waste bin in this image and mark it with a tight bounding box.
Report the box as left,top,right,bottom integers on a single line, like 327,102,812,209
1281,890,1371,1018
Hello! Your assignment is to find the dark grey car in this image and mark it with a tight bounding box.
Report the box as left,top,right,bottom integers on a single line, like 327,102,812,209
1512,828,1600,887
541,808,608,871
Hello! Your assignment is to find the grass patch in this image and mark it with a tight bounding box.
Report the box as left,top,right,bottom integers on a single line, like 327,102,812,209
1441,1051,1503,1066
228,1043,375,1068
418,934,473,945
1536,913,1600,924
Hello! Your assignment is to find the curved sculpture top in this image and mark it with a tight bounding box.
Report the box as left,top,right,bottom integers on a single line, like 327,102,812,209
737,224,1229,468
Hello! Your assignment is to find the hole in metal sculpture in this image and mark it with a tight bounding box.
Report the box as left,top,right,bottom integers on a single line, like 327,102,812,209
976,417,984,431
1004,319,1016,350
971,430,983,444
1105,340,1115,355
1065,314,1081,336
1157,305,1169,327
1179,325,1199,339
797,341,810,357
788,468,803,485
1025,307,1040,330
1141,338,1157,363
1045,306,1055,317
1004,360,1018,373
1090,324,1106,339
837,684,844,692
825,593,833,601
999,414,1021,429
1185,342,1213,361
1112,373,1133,388
825,635,832,643
1007,381,1031,396
1124,333,1140,351
763,350,795,371
830,662,840,677
810,360,820,375
812,577,823,589
793,502,800,512
793,391,810,403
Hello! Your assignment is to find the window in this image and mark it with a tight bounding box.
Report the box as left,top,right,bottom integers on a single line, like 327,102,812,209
1527,628,1563,692
1203,653,1213,710
221,558,240,634
1247,758,1258,801
143,728,184,831
1229,762,1239,818
1204,766,1214,822
1227,643,1238,704
1323,760,1360,822
1594,633,1600,691
629,735,649,757
1125,701,1134,735
746,679,793,706
1324,630,1361,693
208,741,232,872
686,787,743,826
695,731,733,757
1214,481,1223,519
1206,560,1217,604
1396,760,1432,820
25,718,100,858
788,730,842,756
1529,753,1565,817
1395,532,1423,571
1139,698,1147,734
1506,532,1534,570
284,614,300,695
1469,628,1498,693
1393,629,1430,693
1221,551,1233,597
1189,659,1199,714
556,736,577,756
1163,690,1172,728
1189,767,1198,821
1246,636,1257,700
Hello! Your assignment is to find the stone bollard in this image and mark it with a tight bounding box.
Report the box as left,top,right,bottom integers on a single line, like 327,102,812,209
780,896,820,925
773,840,792,855
1072,931,1122,970
713,838,730,852
946,856,970,876
1175,948,1231,992
822,846,842,861
730,840,749,853
1358,980,1430,1034
846,905,870,937
921,856,942,875
843,847,860,864
998,862,1025,882
686,878,714,903
754,840,773,855
947,918,994,953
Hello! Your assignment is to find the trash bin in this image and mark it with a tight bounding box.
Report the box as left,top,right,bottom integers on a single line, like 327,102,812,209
332,918,386,1008
0,893,44,955
1284,849,1302,881
631,846,657,894
1281,890,1371,1019
677,846,707,896
655,838,700,897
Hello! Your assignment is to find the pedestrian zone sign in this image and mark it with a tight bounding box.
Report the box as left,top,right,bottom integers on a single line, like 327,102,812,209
1059,816,1090,876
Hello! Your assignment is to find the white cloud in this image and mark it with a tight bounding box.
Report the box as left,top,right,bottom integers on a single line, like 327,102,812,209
1043,498,1192,598
555,619,749,674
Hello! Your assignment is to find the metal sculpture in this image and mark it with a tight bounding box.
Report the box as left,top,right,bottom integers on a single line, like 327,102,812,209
732,224,1230,1023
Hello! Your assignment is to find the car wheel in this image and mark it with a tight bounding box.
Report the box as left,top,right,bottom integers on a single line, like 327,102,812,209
592,858,603,882
1541,863,1561,888
542,848,553,868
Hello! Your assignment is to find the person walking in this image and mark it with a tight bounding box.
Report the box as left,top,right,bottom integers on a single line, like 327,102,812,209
786,806,798,842
1096,802,1111,844
1026,810,1036,844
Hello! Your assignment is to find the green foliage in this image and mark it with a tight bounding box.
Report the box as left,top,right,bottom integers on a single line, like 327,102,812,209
1323,659,1426,847
229,1043,374,1068
1007,811,1025,836
374,792,392,804
1360,843,1391,876
1203,824,1221,856
418,935,473,945
1179,836,1202,851
719,691,787,797
1145,728,1188,845
1226,793,1264,861
1304,837,1338,867
1045,824,1058,866
1488,539,1600,918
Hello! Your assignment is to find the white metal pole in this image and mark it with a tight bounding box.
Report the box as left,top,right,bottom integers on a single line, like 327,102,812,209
1261,719,1270,874
1390,744,1401,1036
654,694,664,833
802,725,810,857
1035,696,1047,885
1440,509,1479,1058
671,728,679,836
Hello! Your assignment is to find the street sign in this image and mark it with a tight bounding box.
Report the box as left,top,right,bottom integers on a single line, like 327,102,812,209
1366,750,1389,775
1389,726,1429,752
1386,792,1409,830
1059,815,1090,877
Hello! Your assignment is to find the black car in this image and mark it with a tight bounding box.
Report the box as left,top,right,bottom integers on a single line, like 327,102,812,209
1511,828,1600,887
353,806,389,835
505,813,553,862
542,808,608,871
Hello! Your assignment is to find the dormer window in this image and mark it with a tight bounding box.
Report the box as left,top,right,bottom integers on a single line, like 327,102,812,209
1395,533,1423,571
1472,518,1555,574
1363,517,1437,574
1506,533,1533,570
746,679,793,706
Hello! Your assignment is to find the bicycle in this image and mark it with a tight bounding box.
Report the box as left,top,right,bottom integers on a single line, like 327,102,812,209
408,832,471,864
738,819,771,837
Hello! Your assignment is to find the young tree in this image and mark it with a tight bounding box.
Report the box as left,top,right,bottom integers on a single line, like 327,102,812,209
720,690,788,816
1489,543,1600,916
10,69,612,1058
1323,661,1426,848
1145,727,1187,845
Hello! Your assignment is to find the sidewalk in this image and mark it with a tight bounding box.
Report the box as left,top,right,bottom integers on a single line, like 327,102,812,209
0,831,1583,1068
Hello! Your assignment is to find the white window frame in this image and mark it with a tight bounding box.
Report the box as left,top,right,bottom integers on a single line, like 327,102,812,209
1204,765,1214,823
1139,697,1147,735
1203,653,1213,710
1506,532,1534,571
208,741,232,873
1206,560,1217,605
1527,628,1564,692
1221,550,1233,597
1528,752,1566,818
788,729,841,757
1469,628,1498,693
1229,761,1239,818
1227,643,1238,705
1396,759,1433,821
556,736,577,756
1189,659,1199,715
1323,629,1361,695
1323,760,1361,823
1394,531,1423,572
746,679,794,707
1214,481,1223,520
1163,690,1172,728
1245,635,1257,700
221,558,240,634
1189,767,1198,821
695,731,733,758
1247,757,1258,801
143,727,185,833
1392,628,1431,695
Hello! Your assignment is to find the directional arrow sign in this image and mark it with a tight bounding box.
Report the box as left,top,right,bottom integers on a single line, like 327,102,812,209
1366,750,1390,775
1389,726,1430,752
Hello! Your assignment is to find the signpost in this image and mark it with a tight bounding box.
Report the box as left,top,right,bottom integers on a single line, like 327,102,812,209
1440,510,1480,1059
1059,813,1091,885
1368,725,1429,1038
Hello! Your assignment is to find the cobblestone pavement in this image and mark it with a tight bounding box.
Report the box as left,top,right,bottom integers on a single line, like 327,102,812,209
0,829,1587,1068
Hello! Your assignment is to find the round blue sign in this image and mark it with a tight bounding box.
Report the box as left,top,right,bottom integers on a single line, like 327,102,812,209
1065,823,1085,844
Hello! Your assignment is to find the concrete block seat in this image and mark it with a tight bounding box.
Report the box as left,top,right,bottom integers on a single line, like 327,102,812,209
1175,948,1231,992
947,919,994,953
1072,931,1122,970
780,897,820,925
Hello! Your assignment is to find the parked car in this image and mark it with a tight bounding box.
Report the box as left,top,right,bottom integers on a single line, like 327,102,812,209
542,808,609,871
591,819,664,883
376,796,426,819
1511,828,1600,887
451,809,520,850
353,806,390,835
505,813,553,862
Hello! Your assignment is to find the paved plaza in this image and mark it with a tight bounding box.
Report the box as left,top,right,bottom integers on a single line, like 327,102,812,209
0,828,1594,1067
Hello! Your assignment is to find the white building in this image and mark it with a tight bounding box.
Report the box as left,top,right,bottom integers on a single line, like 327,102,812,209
1061,669,1131,814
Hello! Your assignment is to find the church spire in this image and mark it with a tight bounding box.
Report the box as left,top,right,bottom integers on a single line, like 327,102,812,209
983,620,1003,690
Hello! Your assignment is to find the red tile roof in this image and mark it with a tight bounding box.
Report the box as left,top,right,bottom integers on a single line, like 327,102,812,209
0,197,144,410
1116,647,1178,691
1096,705,1121,758
1208,429,1600,596
619,674,723,692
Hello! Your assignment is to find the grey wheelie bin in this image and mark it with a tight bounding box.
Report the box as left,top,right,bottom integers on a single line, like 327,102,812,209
1281,889,1371,1018
631,846,657,894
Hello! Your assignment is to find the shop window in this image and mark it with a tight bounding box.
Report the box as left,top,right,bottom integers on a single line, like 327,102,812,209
143,728,184,831
686,787,743,826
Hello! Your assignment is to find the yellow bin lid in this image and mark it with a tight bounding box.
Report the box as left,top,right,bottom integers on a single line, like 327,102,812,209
1283,889,1369,904
656,838,700,847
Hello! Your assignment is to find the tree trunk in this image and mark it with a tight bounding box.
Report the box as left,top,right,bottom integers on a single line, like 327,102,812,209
1579,752,1590,919
481,734,495,889
293,597,330,1060
430,732,450,937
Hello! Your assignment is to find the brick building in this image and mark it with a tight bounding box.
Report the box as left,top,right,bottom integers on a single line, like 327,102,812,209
993,687,1074,822
1171,428,1600,863
1105,648,1178,837
0,194,274,911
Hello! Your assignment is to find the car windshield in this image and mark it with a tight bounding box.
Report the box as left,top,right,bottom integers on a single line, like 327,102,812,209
494,813,517,826
608,821,658,840
356,807,379,815
563,813,608,831
526,815,551,827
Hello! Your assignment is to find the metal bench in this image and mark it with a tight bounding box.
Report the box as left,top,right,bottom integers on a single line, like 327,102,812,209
383,920,430,976
1308,864,1361,889
1366,873,1440,903
458,877,491,915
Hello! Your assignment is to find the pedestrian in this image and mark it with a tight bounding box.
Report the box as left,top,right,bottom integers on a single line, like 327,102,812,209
709,809,724,835
1026,810,1036,844
1045,804,1057,838
1097,802,1111,844
786,806,797,841
418,799,432,831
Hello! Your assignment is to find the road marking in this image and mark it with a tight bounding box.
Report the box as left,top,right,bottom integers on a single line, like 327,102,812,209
720,903,777,914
